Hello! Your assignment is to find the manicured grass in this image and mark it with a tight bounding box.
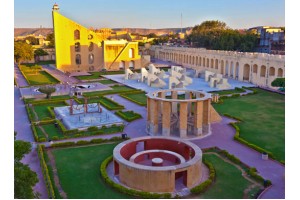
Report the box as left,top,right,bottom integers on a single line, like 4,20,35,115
213,88,285,161
33,102,67,121
76,71,125,80
198,154,252,199
99,96,124,110
19,65,59,85
83,85,135,97
115,110,142,122
121,92,147,106
99,79,117,85
36,124,63,140
52,143,129,199
210,87,246,95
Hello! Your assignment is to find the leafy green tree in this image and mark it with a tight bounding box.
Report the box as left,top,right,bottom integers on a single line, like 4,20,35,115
24,36,39,45
271,78,285,88
188,20,258,51
46,33,55,47
14,132,39,199
147,33,157,38
34,48,49,62
14,41,34,64
38,86,56,99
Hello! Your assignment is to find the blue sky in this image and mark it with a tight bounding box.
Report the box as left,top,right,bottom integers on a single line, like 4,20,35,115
14,0,285,29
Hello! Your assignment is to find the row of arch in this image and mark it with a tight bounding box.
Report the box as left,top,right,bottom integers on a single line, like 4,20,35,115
158,51,284,81
74,42,94,52
74,30,93,41
75,54,94,65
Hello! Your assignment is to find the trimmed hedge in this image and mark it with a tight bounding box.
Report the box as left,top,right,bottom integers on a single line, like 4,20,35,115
25,104,37,122
119,91,147,106
190,158,215,194
100,156,172,198
230,122,275,159
37,145,56,198
50,136,127,148
223,113,243,121
115,110,142,122
29,99,67,106
242,86,258,94
99,96,124,110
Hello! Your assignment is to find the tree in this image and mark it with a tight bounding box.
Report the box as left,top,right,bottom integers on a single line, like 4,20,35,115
46,33,55,47
14,41,34,64
271,78,285,88
14,132,39,199
24,36,39,45
34,48,49,62
38,86,56,99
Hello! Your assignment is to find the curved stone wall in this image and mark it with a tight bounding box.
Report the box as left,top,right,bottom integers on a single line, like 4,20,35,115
113,136,202,192
146,89,221,138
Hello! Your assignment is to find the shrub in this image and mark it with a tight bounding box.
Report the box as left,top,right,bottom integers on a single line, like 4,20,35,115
190,158,215,194
38,138,47,142
219,150,241,164
90,138,104,143
51,136,59,141
76,140,90,145
87,126,98,131
51,142,75,148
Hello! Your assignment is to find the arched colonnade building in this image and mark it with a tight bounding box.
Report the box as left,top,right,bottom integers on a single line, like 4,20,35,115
150,46,285,88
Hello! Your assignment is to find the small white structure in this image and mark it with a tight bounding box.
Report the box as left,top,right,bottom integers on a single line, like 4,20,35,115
205,70,231,89
169,76,184,89
125,68,140,80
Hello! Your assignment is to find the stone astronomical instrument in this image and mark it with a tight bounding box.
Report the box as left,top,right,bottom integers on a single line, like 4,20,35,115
146,89,221,138
113,136,202,193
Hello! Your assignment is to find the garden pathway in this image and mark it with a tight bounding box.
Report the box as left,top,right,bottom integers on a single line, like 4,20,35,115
14,87,48,198
42,65,80,84
191,117,285,199
14,63,28,87
17,89,284,198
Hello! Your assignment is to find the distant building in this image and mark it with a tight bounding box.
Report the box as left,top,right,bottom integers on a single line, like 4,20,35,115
52,4,142,73
249,26,285,55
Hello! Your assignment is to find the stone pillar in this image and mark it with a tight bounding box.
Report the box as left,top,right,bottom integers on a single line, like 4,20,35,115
194,101,203,136
185,92,192,116
84,98,88,113
203,99,211,135
171,91,178,113
69,99,73,115
149,99,159,135
162,101,171,136
179,102,188,138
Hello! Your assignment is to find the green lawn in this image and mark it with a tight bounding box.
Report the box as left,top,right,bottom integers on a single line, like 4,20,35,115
36,124,63,140
121,92,147,106
115,110,142,122
213,88,285,161
20,65,59,85
33,102,67,121
210,87,246,96
52,143,129,199
83,85,135,97
76,71,125,80
198,154,253,199
99,79,117,85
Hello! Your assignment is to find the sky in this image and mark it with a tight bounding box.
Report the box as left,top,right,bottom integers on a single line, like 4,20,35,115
15,0,285,29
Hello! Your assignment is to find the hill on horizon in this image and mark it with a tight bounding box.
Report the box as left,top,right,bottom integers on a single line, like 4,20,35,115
14,27,192,37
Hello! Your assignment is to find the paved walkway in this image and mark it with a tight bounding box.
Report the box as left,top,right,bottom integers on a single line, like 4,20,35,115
14,88,48,198
15,87,284,198
191,117,285,199
14,64,28,87
42,65,80,84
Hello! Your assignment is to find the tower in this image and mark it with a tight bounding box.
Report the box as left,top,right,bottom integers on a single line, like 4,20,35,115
52,3,59,12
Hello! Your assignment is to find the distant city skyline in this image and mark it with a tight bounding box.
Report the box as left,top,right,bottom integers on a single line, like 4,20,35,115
14,0,285,29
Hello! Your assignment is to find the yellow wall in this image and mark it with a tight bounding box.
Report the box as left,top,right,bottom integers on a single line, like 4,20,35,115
52,10,141,72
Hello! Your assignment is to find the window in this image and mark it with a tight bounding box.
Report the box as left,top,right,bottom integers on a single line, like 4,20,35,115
74,30,80,40
88,42,94,52
88,54,94,64
75,42,80,52
75,54,81,65
129,48,134,58
88,34,93,40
